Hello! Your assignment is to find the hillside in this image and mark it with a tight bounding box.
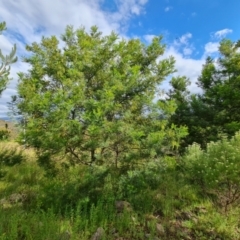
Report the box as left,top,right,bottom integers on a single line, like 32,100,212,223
0,119,19,140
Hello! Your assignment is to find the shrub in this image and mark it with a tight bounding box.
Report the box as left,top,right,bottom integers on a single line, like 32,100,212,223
0,144,25,178
0,148,24,167
0,128,10,141
184,131,240,212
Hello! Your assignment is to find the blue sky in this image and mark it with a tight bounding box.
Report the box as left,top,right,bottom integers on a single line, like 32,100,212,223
0,0,239,117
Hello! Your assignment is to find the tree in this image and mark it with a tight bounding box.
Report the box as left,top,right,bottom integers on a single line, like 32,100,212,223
197,39,240,139
166,76,193,152
167,39,240,151
15,25,187,167
0,21,18,96
167,76,191,127
167,77,219,151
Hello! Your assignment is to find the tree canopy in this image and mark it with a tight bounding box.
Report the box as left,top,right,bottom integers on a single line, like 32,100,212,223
15,25,187,167
167,39,240,150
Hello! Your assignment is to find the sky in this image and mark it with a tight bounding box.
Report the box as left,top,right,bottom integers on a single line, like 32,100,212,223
0,0,239,118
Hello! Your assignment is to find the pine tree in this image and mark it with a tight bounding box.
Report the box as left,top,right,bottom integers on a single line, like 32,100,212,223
0,21,18,96
167,39,240,152
15,25,188,167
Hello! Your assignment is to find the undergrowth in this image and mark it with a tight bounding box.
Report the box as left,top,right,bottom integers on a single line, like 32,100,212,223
0,133,240,239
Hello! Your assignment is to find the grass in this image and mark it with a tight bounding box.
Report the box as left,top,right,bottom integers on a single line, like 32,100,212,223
0,141,240,239
0,120,19,141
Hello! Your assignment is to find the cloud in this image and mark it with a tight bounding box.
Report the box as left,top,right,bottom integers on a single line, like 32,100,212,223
204,42,219,54
157,32,207,94
143,34,156,43
0,0,149,117
164,6,172,12
144,32,203,96
162,46,204,93
178,33,192,45
183,47,193,56
213,29,233,39
1,0,148,39
129,0,148,15
173,33,195,57
0,34,15,53
173,33,192,47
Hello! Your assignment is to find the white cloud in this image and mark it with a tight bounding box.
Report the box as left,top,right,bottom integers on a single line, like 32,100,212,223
173,33,194,57
183,47,193,56
114,0,148,23
162,46,204,93
179,33,192,45
146,32,203,95
0,34,14,54
1,0,146,40
173,33,192,47
144,34,156,43
213,29,233,39
160,32,227,95
164,6,172,12
0,0,149,117
204,42,219,55
157,32,207,94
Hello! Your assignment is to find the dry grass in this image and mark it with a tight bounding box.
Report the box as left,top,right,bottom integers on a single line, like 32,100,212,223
0,119,37,162
0,141,37,162
0,119,20,140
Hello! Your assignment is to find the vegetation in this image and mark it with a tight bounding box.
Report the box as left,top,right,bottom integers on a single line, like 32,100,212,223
14,25,187,167
0,21,18,96
0,23,240,239
168,39,240,150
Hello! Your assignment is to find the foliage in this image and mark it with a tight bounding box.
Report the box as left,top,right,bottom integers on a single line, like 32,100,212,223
0,151,239,239
0,141,239,239
15,25,187,167
0,128,10,141
166,76,192,151
167,39,240,151
118,161,166,197
1,26,240,239
0,148,24,167
0,21,18,96
0,144,25,178
184,131,240,212
116,159,170,213
198,40,240,136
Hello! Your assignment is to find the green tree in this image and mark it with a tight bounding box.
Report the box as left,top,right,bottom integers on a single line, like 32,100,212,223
167,76,191,127
15,25,187,167
198,40,240,136
167,83,218,151
0,21,18,96
164,76,191,152
167,39,240,151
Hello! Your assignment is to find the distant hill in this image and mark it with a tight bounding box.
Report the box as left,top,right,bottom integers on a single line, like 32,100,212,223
0,117,10,121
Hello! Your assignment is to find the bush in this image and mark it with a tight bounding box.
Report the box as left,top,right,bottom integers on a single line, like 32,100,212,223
184,131,240,211
118,160,166,197
0,146,25,178
0,128,10,141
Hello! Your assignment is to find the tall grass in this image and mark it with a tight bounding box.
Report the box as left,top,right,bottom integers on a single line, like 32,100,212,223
0,137,240,239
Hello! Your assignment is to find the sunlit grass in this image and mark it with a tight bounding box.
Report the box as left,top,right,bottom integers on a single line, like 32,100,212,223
0,137,239,239
0,141,37,162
